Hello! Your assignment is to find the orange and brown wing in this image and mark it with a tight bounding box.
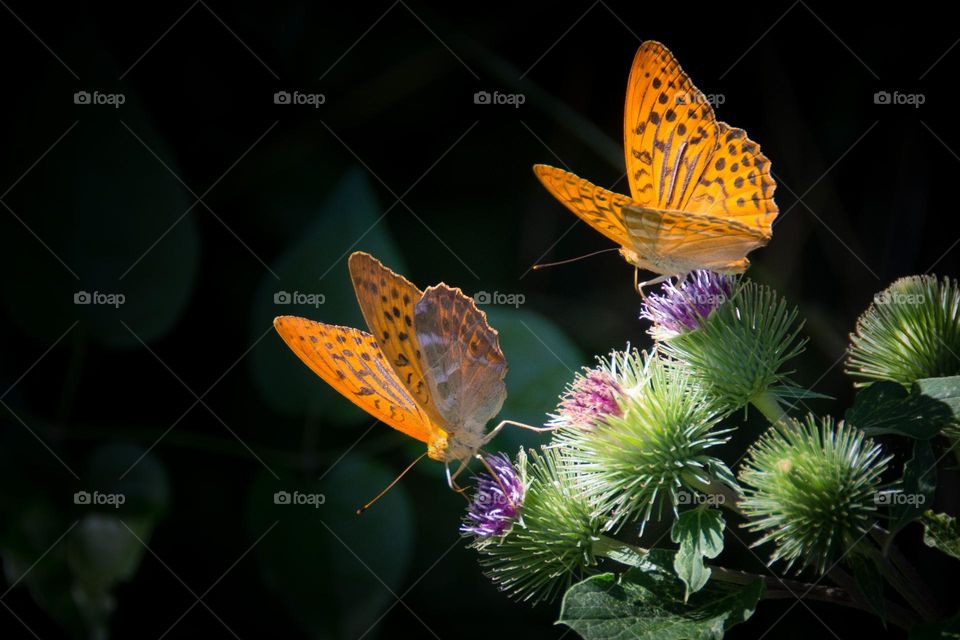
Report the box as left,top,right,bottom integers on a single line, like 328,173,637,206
273,316,437,443
683,122,778,235
414,284,507,434
532,164,634,248
623,205,768,271
624,41,719,211
348,251,446,427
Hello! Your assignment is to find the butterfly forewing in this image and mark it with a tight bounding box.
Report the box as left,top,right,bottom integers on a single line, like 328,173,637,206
348,251,446,427
625,41,719,211
414,285,508,436
532,165,633,249
273,316,436,444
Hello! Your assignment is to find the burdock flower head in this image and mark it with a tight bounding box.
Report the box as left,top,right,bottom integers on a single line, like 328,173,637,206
641,270,734,341
847,275,960,386
739,415,890,574
651,278,807,414
465,447,605,606
557,351,734,530
461,453,524,539
547,348,645,432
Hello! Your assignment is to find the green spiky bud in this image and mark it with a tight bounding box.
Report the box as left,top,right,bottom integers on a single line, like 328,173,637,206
847,275,960,386
471,447,605,606
656,279,806,413
557,350,734,530
738,416,890,574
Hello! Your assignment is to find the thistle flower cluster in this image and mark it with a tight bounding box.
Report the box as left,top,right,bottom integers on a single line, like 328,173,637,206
463,271,919,627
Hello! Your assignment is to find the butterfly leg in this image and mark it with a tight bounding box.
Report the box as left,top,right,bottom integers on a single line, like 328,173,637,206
485,419,558,445
446,459,472,497
635,272,670,296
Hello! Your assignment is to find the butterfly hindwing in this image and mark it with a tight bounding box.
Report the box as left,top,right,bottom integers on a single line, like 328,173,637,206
273,316,437,444
414,284,508,436
348,251,446,427
623,205,767,272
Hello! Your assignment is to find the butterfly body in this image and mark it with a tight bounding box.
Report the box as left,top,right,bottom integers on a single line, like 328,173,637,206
534,41,777,287
274,252,507,468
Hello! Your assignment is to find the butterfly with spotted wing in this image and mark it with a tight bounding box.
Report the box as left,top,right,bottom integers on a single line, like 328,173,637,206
274,252,542,500
534,41,778,292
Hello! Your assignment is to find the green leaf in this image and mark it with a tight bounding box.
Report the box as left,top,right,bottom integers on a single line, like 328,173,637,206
249,168,406,422
671,508,725,599
845,380,950,439
914,376,960,423
921,511,960,560
558,566,763,640
850,555,886,626
887,439,936,543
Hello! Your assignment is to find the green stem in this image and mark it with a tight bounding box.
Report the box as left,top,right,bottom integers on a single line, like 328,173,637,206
750,390,790,429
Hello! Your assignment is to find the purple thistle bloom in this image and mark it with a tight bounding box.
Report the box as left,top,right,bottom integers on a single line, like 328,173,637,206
550,369,624,432
461,453,524,538
641,271,734,340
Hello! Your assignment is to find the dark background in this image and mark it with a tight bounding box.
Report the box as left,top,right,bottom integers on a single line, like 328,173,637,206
0,1,957,638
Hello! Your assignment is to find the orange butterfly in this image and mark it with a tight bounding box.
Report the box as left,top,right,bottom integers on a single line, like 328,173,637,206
274,252,528,493
534,40,778,291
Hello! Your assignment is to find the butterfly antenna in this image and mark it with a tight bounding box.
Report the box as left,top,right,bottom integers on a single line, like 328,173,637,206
357,452,427,515
532,247,620,270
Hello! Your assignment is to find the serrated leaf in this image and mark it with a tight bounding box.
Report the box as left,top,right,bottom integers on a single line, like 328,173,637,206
558,566,763,640
887,439,936,541
921,511,960,560
845,381,948,439
671,508,725,599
